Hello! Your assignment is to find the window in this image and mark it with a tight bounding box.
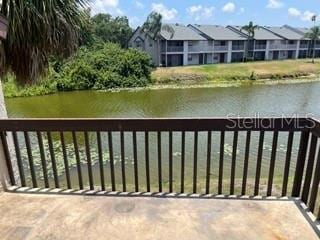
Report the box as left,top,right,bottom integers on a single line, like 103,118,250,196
188,41,193,46
149,43,153,47
136,41,142,48
188,54,192,61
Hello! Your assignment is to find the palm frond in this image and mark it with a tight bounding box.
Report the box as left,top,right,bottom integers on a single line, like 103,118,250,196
0,0,90,84
161,24,174,39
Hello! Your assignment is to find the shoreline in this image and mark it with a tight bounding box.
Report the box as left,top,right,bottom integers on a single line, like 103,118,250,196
5,75,320,98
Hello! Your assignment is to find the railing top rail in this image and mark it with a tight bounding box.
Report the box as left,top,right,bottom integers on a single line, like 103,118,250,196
0,118,315,132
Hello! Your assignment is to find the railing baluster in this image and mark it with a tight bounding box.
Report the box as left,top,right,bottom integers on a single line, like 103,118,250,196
267,131,279,196
60,132,71,189
218,131,225,195
84,131,94,190
181,131,185,193
193,131,198,194
72,131,83,190
206,131,212,194
169,131,173,193
24,131,37,188
96,131,105,191
282,131,294,197
0,132,15,186
145,131,150,192
133,131,139,192
37,131,49,188
230,131,238,195
241,131,251,195
292,131,310,197
254,131,265,196
47,132,59,188
12,132,25,187
301,135,317,203
157,131,162,192
108,131,116,191
120,131,126,192
309,147,320,212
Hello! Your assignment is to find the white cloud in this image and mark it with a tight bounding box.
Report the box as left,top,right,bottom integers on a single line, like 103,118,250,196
301,11,316,22
288,8,301,18
222,2,236,13
266,0,284,9
287,8,318,22
91,0,123,15
187,5,214,21
151,3,178,20
133,0,144,9
239,7,245,14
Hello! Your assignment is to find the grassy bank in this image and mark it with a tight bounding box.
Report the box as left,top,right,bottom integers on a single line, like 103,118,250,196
152,59,320,84
4,59,320,98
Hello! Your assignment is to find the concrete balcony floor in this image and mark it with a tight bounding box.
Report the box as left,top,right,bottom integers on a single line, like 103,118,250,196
0,191,319,240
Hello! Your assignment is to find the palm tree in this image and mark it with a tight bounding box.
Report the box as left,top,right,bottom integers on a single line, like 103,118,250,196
142,12,174,67
241,22,259,62
305,26,320,64
0,0,89,85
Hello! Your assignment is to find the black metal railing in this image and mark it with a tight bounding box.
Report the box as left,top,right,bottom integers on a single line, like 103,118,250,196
1,118,320,218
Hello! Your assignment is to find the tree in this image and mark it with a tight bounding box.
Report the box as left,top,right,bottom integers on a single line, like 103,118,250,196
241,22,259,62
305,26,320,63
142,12,174,67
0,0,89,85
91,13,133,48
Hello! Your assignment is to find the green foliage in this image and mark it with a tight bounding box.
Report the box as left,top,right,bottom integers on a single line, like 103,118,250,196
56,43,153,90
4,43,153,97
3,73,57,98
142,12,174,40
0,0,89,84
81,13,132,48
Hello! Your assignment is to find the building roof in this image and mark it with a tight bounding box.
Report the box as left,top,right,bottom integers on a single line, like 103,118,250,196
263,26,304,40
228,25,283,40
160,24,206,41
188,25,246,40
282,25,310,40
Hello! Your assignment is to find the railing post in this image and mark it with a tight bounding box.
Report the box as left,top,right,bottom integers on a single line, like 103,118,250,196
0,80,17,191
0,132,14,191
292,131,310,197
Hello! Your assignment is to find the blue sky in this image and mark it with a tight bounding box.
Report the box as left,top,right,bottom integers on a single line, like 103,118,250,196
91,0,320,28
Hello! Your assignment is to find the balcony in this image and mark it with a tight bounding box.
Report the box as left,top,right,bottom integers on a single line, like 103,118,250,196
300,44,309,49
166,46,184,52
286,44,298,50
188,45,213,52
315,44,320,49
255,44,267,50
269,44,286,50
232,45,245,51
1,118,320,239
214,45,228,51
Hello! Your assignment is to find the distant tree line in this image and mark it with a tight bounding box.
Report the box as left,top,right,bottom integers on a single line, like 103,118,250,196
81,12,133,48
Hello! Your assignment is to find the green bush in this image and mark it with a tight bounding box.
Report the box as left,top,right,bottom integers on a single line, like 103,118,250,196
57,43,153,91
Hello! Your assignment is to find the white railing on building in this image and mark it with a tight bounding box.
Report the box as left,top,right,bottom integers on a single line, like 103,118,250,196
232,45,245,51
299,44,309,49
255,44,267,50
214,45,228,51
286,44,298,50
188,46,214,52
269,44,286,50
167,46,184,52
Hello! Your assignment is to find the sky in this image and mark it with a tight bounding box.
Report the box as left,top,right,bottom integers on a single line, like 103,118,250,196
90,0,320,28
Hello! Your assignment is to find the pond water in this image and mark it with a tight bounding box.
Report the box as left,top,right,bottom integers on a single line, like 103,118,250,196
6,82,320,119
5,82,320,194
